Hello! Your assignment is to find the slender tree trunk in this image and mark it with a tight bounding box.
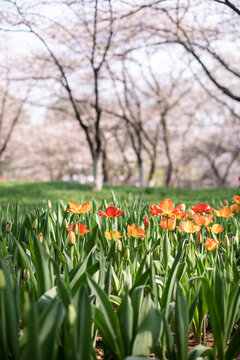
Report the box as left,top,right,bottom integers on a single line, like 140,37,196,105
93,152,103,191
147,149,157,187
102,147,109,184
161,113,173,187
137,156,144,187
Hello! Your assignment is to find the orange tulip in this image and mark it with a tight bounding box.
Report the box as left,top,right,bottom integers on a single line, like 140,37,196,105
68,223,90,236
98,206,125,218
177,220,201,233
205,238,219,251
159,218,176,231
213,206,235,218
66,201,92,214
150,204,161,216
207,223,224,234
73,223,90,236
177,203,186,212
191,203,212,213
192,214,213,226
233,195,240,205
174,204,189,220
150,199,179,218
127,224,146,238
105,230,122,241
230,204,239,214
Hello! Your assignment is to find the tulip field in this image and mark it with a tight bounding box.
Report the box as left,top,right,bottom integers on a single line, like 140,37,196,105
0,193,240,360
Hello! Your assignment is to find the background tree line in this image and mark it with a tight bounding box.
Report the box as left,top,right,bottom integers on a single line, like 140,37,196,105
0,0,239,189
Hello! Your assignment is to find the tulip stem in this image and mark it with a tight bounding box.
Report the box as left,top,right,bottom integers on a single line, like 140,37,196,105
77,214,81,260
70,245,74,268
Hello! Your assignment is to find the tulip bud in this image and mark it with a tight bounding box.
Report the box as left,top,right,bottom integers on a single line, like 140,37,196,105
44,242,50,255
0,269,6,289
72,223,79,236
144,216,150,229
32,218,38,230
231,236,235,243
146,253,150,267
6,222,12,233
23,269,30,281
68,304,76,326
117,240,122,252
38,233,43,243
63,219,69,230
68,231,76,246
223,235,229,248
196,232,202,244
226,265,234,283
48,200,52,209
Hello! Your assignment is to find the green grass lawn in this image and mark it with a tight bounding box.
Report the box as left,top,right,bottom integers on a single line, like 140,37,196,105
0,180,239,209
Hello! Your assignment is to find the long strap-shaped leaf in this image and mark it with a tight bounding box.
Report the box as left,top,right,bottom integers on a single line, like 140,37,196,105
201,278,225,360
87,275,125,360
75,284,93,360
161,241,184,317
0,259,20,360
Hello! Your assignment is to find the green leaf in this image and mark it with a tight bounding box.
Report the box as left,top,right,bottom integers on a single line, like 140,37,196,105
85,226,98,256
125,357,153,360
161,242,184,317
163,315,175,360
14,239,38,297
132,295,161,357
87,275,124,359
33,234,54,296
201,278,225,360
175,283,189,360
70,245,96,294
187,344,212,360
21,302,41,360
117,292,133,356
131,286,144,340
75,284,93,360
150,256,158,307
39,299,65,359
226,324,240,360
189,283,201,325
0,259,20,359
163,233,170,269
